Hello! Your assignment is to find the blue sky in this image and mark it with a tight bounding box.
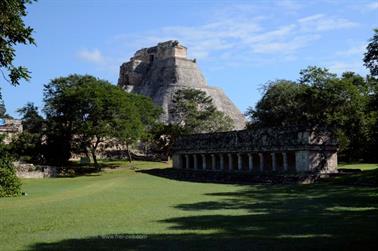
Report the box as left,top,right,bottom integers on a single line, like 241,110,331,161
3,0,378,118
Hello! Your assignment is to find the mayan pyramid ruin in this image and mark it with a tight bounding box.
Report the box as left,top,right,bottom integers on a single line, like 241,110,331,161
117,40,246,130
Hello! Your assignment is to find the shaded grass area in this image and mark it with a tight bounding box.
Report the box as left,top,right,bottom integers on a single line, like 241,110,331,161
333,163,378,186
0,161,377,250
323,169,378,186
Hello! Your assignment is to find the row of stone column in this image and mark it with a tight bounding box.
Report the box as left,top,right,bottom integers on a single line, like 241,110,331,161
180,152,293,172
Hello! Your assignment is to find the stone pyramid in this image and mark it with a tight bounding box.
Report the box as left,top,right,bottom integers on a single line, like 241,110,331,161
117,40,245,130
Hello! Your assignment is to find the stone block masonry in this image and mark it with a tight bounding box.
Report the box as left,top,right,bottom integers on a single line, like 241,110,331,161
0,118,23,144
172,127,338,174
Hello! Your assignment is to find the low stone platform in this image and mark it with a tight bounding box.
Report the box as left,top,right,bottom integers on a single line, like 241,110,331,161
172,127,339,174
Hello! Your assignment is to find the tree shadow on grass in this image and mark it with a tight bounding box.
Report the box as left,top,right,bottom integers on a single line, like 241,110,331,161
27,183,378,250
138,167,378,186
26,233,368,251
136,168,304,185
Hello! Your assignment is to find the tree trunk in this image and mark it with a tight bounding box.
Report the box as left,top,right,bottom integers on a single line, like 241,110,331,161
91,149,100,171
84,147,90,159
126,143,132,163
91,137,101,171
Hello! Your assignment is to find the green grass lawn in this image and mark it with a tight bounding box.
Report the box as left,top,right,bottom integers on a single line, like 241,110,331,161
0,161,377,250
338,163,378,171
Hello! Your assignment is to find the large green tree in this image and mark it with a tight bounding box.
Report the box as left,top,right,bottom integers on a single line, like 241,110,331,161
246,66,373,161
170,88,234,134
9,103,44,163
43,75,159,167
153,88,234,159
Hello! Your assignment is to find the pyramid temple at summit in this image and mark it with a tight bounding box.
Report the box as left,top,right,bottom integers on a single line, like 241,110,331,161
117,40,246,130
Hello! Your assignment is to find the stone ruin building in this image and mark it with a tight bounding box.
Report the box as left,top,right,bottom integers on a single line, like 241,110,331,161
118,40,338,174
0,118,23,144
118,40,246,130
172,127,338,174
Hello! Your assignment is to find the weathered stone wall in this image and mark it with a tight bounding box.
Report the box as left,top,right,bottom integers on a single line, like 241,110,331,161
14,162,58,178
0,119,23,144
172,127,338,174
118,40,246,130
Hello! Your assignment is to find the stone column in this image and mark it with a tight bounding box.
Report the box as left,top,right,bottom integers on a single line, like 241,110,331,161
219,154,224,171
258,153,264,172
211,154,216,170
271,153,276,172
185,154,189,169
295,151,308,172
283,152,288,172
193,154,198,170
228,153,233,171
248,153,253,172
173,154,181,169
202,154,206,170
178,154,182,169
237,153,242,171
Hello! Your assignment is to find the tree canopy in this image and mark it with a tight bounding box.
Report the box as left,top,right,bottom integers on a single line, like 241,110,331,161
246,66,377,162
0,0,35,86
43,75,160,167
170,88,234,134
152,88,234,159
9,103,45,163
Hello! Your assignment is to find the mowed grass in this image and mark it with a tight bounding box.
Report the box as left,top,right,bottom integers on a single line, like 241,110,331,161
338,163,378,171
0,162,377,250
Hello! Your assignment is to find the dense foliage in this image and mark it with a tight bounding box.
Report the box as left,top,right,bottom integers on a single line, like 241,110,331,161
246,67,377,162
42,75,160,167
0,136,21,197
170,88,234,133
152,88,234,158
9,103,44,163
364,29,378,77
0,0,35,86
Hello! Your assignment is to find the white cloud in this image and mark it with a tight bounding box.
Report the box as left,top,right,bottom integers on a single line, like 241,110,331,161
276,0,303,13
336,44,366,57
111,5,359,67
326,61,366,75
77,48,121,74
77,49,105,64
298,14,358,31
252,34,321,54
367,2,378,10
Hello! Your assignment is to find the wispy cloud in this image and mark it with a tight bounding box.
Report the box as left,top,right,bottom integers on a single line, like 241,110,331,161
326,61,366,75
298,14,358,31
77,49,105,64
336,44,366,57
276,0,303,13
77,48,120,74
367,2,378,10
85,4,360,71
126,9,358,64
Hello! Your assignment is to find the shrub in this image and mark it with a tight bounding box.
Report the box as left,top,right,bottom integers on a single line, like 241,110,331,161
0,137,21,197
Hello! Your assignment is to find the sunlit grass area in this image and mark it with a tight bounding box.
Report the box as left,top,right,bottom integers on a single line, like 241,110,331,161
0,161,377,250
98,159,172,169
338,163,378,171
